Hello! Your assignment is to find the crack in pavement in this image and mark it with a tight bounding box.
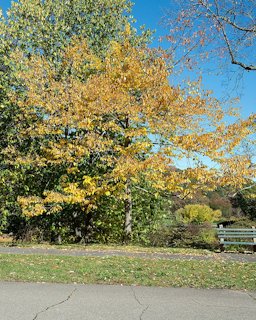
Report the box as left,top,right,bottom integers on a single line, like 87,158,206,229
130,287,149,320
246,292,256,302
32,288,77,320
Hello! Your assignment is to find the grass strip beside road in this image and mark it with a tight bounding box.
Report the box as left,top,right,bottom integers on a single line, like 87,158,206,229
0,240,215,256
0,254,255,290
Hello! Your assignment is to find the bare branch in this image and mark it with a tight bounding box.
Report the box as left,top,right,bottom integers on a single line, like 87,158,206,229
219,17,256,71
205,0,256,71
165,0,256,72
202,1,256,33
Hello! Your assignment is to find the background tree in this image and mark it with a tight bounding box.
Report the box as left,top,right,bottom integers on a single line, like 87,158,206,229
3,0,150,57
231,185,256,220
0,9,26,231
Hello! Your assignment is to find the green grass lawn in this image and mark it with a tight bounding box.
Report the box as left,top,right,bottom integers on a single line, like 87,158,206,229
0,253,255,290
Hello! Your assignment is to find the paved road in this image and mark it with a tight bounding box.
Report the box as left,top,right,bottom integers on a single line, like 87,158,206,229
0,246,256,262
0,282,255,320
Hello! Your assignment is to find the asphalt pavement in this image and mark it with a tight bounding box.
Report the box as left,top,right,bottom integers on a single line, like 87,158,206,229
0,282,255,320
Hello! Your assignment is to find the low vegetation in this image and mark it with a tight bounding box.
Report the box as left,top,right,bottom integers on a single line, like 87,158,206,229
0,253,255,290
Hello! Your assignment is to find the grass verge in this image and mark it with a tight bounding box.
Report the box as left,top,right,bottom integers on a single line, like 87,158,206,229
0,253,255,290
0,241,215,256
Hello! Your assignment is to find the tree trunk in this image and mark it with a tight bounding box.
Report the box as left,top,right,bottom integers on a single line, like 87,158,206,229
124,178,132,241
123,116,132,241
57,233,62,245
56,221,62,245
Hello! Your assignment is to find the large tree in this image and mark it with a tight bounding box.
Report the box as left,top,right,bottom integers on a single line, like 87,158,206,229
9,29,255,239
0,0,150,236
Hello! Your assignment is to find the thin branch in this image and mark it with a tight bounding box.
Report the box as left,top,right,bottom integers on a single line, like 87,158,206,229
173,42,199,67
220,20,256,70
202,2,256,33
218,16,255,33
230,183,256,198
203,0,256,71
134,185,155,196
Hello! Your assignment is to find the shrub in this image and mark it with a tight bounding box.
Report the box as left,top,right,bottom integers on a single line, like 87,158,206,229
149,222,218,250
175,204,222,224
227,217,256,228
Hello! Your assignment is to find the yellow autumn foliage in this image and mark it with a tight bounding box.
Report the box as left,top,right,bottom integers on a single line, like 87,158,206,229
176,204,222,224
9,27,255,217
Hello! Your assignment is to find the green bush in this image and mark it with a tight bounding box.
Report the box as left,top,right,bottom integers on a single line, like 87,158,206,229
175,204,222,224
149,222,218,250
229,217,256,228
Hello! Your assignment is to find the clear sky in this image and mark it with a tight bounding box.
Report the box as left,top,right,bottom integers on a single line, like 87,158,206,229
1,0,255,119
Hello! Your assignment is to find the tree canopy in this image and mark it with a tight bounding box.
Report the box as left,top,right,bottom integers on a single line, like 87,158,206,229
0,0,255,243
9,28,255,238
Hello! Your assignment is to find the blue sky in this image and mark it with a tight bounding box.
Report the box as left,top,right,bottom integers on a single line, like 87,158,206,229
132,1,255,120
1,0,255,119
